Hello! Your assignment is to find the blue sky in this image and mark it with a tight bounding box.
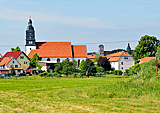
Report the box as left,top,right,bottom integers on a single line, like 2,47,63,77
0,0,160,55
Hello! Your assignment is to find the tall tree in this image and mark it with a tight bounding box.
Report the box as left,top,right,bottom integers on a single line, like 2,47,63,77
97,57,111,71
132,35,159,62
29,53,42,69
80,58,95,77
11,46,21,52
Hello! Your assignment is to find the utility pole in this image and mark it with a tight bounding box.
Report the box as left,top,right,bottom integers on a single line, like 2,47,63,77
156,53,158,75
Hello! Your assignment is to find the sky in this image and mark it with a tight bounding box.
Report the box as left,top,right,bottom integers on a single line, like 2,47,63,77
0,0,160,55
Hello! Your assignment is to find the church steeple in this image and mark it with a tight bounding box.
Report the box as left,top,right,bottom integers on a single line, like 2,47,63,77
25,17,36,55
126,43,132,55
25,17,36,46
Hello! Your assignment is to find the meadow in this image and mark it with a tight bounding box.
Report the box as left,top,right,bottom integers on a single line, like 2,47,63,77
0,75,159,112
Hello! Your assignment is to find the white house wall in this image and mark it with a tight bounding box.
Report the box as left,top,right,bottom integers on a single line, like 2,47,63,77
110,62,119,70
25,46,36,55
118,56,134,72
42,57,72,61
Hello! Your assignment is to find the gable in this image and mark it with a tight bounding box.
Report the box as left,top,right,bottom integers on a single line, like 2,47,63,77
0,57,13,66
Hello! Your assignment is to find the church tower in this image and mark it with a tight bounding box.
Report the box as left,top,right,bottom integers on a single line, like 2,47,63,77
126,43,132,55
25,17,36,55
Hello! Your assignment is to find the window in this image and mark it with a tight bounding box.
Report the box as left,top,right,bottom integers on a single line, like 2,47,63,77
121,67,123,70
12,61,14,63
20,56,24,59
47,58,50,61
29,36,31,38
24,62,25,64
30,48,31,50
57,58,60,62
29,41,33,44
26,62,27,64
124,57,128,59
121,62,123,65
15,65,18,68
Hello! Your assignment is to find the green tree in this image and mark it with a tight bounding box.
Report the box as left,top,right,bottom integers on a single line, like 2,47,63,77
156,46,160,62
79,59,84,70
29,53,42,69
54,59,77,76
61,59,77,76
11,46,21,52
11,65,16,76
132,35,159,62
80,58,95,77
94,54,101,63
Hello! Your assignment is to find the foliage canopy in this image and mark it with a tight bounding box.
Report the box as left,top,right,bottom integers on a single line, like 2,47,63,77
132,35,159,62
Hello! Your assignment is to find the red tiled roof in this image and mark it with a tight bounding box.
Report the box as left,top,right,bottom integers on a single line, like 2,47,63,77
0,57,13,66
137,57,155,63
28,42,72,58
110,51,132,57
107,51,132,62
109,57,120,62
0,52,22,61
72,45,87,57
87,55,97,62
28,50,37,58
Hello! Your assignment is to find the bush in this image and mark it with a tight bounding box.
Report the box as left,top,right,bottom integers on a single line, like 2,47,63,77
96,66,105,77
117,70,122,75
106,71,110,74
70,73,78,78
39,72,48,77
114,70,122,75
124,69,129,76
53,72,61,78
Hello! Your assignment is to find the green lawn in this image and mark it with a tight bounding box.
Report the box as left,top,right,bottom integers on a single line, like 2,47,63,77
0,75,159,112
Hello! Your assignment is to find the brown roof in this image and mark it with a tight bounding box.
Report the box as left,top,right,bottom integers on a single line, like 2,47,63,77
28,42,72,58
137,57,155,63
0,57,13,66
72,45,87,57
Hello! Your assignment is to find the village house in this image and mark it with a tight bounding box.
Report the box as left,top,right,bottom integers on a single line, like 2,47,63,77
107,51,134,72
0,51,30,68
0,56,23,74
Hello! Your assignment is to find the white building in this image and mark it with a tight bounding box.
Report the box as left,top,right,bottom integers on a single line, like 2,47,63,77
107,51,134,72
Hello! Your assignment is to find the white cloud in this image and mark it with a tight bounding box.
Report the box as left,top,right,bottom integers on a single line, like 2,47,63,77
0,9,121,29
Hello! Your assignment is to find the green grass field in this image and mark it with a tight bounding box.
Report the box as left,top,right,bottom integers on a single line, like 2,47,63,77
0,75,159,112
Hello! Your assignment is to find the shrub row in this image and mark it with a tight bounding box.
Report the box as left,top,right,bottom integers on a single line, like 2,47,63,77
113,70,122,75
